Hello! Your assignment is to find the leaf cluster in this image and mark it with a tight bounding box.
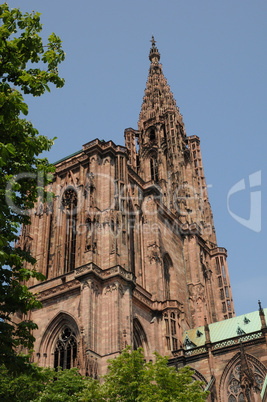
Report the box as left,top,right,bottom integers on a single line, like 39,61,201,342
0,3,64,372
102,346,209,401
0,348,209,401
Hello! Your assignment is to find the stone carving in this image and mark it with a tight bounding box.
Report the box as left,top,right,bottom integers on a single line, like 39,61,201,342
85,354,98,379
188,283,205,302
82,279,99,294
104,283,118,294
118,283,125,296
147,243,161,263
36,201,44,216
219,350,266,402
62,188,78,209
39,280,81,300
75,264,135,283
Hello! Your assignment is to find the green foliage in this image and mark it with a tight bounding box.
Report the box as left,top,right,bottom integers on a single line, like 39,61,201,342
0,364,53,402
35,368,98,402
0,2,65,372
102,346,147,401
0,365,102,402
102,346,209,401
139,353,209,401
0,348,208,401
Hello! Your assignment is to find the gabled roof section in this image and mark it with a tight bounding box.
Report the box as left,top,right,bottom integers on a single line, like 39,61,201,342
138,36,183,130
182,308,267,348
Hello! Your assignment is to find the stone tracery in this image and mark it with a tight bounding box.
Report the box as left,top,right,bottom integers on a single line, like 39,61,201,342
220,352,266,402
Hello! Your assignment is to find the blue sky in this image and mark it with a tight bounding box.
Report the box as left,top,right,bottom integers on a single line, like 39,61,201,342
8,0,267,315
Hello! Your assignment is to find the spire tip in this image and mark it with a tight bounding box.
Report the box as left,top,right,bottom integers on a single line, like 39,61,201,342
149,35,160,63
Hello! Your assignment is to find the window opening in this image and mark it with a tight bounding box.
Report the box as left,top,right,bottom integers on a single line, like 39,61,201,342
115,158,118,180
163,255,171,299
164,312,178,351
149,129,156,142
150,158,159,182
54,327,77,370
120,157,124,181
215,257,220,274
62,189,77,273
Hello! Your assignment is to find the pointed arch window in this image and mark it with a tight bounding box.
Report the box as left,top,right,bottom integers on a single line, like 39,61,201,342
150,158,158,182
54,327,77,370
163,254,172,300
62,188,77,273
129,205,136,275
133,318,149,356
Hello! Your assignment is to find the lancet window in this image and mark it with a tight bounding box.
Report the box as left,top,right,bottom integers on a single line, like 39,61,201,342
163,254,171,300
150,158,159,182
62,188,77,273
133,318,149,356
164,312,178,351
54,327,77,370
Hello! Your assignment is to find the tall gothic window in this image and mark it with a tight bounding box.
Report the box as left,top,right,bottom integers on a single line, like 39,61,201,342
150,158,158,182
164,312,178,351
129,205,135,275
54,327,77,370
163,254,172,300
62,188,77,273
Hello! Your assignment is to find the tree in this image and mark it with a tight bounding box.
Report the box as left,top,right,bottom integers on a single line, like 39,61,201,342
35,368,103,402
0,2,65,371
0,348,208,401
102,346,146,402
0,364,53,402
102,346,209,401
0,365,103,402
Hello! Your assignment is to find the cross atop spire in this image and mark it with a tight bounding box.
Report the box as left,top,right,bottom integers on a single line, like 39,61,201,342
149,35,160,63
150,35,156,47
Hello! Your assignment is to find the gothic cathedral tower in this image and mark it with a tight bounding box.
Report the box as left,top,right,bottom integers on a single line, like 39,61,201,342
17,38,235,377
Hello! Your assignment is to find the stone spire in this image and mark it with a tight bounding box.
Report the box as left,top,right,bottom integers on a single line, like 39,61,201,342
138,36,183,131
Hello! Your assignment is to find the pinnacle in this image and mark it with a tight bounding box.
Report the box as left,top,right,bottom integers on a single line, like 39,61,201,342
138,37,182,129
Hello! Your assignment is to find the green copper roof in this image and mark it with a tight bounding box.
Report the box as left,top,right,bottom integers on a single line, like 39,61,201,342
53,149,83,165
182,308,267,348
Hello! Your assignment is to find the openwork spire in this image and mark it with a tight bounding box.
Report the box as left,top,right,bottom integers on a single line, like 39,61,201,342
138,36,182,130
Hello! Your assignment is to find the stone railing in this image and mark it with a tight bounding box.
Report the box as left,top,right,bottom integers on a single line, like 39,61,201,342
171,331,264,359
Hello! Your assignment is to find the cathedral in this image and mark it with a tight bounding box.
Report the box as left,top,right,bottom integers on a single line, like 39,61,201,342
17,38,267,401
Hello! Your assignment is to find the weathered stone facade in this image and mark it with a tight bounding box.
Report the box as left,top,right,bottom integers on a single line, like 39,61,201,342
17,37,267,400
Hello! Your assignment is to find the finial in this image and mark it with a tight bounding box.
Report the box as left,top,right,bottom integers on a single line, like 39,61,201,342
258,300,262,311
151,35,156,48
149,35,160,63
